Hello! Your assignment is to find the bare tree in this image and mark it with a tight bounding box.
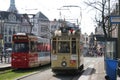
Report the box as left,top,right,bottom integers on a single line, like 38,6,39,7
84,0,114,38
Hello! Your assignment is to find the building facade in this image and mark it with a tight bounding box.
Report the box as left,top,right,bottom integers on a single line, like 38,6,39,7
0,11,21,48
32,12,50,38
0,0,50,50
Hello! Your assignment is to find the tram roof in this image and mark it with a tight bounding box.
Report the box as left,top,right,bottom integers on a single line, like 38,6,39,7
37,37,49,43
14,33,35,36
53,26,80,37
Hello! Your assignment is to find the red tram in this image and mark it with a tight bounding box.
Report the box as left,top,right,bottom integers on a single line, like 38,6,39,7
11,33,51,68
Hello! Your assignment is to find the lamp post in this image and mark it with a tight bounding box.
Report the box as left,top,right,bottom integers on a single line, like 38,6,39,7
118,0,120,58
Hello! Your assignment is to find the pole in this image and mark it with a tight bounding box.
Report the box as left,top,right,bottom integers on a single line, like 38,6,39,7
118,0,120,58
108,0,111,37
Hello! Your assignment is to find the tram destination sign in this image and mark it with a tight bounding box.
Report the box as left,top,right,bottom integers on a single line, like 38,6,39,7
13,36,28,41
110,16,120,24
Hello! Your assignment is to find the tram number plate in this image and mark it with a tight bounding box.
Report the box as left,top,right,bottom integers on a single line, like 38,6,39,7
51,55,57,60
71,55,77,60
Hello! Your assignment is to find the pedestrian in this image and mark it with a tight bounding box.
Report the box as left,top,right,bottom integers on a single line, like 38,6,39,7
3,51,7,63
6,51,10,63
0,51,3,63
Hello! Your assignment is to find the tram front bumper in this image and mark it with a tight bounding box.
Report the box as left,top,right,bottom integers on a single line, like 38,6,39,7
52,67,78,73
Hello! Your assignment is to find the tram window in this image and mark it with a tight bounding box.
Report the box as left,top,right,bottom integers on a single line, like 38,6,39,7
58,41,70,53
43,43,46,51
13,42,29,53
37,43,42,52
72,40,76,54
30,41,36,52
52,39,56,54
52,41,56,50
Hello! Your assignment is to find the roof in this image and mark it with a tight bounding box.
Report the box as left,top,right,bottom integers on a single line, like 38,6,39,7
35,12,49,21
0,11,21,20
93,34,105,41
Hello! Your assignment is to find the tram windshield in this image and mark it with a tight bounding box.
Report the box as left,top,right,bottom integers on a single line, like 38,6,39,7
13,42,29,53
58,41,70,53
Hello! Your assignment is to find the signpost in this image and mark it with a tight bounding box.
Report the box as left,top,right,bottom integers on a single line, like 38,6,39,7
110,16,120,24
110,15,120,59
105,16,120,79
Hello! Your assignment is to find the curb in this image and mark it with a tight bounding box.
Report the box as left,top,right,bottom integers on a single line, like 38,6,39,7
0,64,11,70
78,64,94,80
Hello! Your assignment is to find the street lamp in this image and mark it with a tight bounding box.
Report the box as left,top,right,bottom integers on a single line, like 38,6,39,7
62,5,82,26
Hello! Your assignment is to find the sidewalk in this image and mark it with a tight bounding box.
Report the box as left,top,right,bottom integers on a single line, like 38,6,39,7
0,57,11,69
79,57,120,80
90,57,106,80
90,58,120,80
0,63,11,70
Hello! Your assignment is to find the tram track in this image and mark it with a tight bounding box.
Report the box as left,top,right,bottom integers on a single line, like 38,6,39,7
0,67,12,74
0,64,51,80
16,64,51,80
17,68,84,80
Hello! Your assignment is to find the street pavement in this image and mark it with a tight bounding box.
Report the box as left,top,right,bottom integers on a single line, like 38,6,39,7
1,57,120,80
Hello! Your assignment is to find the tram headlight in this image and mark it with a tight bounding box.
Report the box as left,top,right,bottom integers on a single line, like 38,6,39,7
68,29,75,35
55,30,61,36
12,58,15,61
61,61,67,67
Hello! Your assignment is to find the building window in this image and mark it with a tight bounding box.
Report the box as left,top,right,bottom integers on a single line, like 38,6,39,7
41,25,48,32
33,27,37,32
9,28,12,35
4,36,7,42
9,36,11,42
86,37,88,41
4,28,7,35
13,28,16,34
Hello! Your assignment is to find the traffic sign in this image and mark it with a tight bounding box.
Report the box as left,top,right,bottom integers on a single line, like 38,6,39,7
110,16,120,24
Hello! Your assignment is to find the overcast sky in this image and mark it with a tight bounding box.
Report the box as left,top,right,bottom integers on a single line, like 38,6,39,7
0,0,102,35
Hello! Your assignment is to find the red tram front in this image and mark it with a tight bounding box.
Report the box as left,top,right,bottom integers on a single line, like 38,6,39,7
11,33,50,68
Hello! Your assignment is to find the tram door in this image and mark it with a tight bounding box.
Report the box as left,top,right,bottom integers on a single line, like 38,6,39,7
71,38,76,54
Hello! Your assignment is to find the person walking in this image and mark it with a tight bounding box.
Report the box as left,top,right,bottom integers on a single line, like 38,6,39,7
0,51,3,63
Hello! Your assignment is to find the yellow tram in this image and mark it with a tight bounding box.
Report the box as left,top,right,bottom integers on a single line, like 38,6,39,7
51,26,84,73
